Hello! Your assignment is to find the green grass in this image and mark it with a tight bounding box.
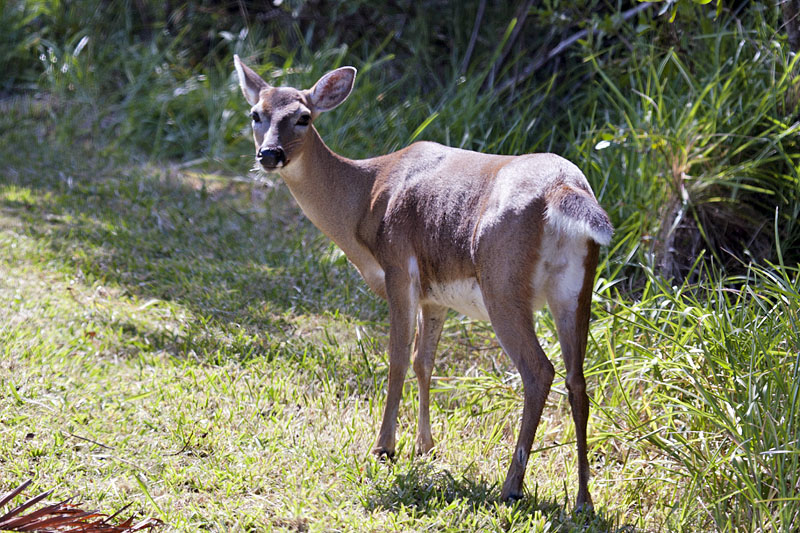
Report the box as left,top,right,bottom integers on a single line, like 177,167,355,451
2,93,799,531
2,2,800,531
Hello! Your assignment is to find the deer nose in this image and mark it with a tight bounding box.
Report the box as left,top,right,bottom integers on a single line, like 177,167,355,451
257,147,286,168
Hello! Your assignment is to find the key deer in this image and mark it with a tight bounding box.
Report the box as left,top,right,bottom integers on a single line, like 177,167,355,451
234,55,613,510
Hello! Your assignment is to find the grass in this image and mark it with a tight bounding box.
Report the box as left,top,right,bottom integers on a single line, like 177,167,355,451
3,92,799,531
2,1,800,531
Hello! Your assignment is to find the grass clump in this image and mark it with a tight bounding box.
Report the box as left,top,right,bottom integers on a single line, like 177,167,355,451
589,262,800,530
574,7,800,281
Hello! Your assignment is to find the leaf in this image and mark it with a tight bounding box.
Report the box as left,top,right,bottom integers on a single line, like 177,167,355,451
0,480,163,532
409,112,439,143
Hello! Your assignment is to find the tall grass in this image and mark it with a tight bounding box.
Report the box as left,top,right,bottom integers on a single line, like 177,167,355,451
2,1,800,531
36,13,251,162
570,11,800,282
587,261,800,530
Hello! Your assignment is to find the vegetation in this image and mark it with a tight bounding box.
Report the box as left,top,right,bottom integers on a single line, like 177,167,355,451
0,479,162,531
1,1,798,531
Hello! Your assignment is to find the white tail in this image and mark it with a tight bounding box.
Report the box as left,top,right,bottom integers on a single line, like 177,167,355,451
234,55,613,509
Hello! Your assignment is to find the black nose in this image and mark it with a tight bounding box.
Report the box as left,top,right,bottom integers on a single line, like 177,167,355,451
257,147,286,168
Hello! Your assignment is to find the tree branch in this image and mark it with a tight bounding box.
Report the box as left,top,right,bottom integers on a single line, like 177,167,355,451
496,2,654,94
488,0,536,87
781,0,800,52
459,0,487,75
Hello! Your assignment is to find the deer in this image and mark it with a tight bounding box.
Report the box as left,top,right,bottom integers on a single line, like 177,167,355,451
233,55,613,511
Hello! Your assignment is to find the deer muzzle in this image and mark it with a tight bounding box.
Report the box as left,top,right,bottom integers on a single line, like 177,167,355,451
258,147,286,169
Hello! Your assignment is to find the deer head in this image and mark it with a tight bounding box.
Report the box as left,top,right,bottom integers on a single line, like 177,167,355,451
234,55,356,170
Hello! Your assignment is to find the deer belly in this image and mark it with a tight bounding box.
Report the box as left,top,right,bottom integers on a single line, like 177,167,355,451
426,278,490,321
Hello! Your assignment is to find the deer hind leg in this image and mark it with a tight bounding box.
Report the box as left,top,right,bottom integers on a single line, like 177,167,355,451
412,303,447,455
479,268,555,501
372,264,419,459
475,207,555,501
546,239,599,511
489,309,555,501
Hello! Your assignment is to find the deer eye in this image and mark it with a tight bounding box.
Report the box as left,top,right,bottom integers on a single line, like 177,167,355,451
250,111,261,123
296,114,310,126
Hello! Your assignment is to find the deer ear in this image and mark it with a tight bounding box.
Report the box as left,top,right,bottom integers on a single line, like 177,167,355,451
306,67,356,113
234,54,269,106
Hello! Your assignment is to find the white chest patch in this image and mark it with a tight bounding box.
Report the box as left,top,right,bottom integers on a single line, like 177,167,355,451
425,278,490,321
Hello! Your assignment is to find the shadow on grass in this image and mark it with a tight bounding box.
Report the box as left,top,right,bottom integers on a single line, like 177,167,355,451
364,462,636,532
0,108,386,341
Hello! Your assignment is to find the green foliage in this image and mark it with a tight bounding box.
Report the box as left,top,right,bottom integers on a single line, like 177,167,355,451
2,1,800,531
569,4,800,281
30,4,251,161
0,1,53,90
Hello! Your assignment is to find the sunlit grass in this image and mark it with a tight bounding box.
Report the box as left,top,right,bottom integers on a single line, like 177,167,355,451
3,108,799,530
2,2,799,531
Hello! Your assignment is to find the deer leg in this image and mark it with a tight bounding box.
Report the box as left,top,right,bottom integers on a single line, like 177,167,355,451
496,322,554,501
474,210,555,501
547,240,599,511
372,267,418,459
412,304,447,455
483,302,554,501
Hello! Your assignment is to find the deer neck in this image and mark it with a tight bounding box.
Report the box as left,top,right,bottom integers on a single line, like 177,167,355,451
276,127,386,293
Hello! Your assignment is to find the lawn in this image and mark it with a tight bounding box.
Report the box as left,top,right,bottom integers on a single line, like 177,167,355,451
2,3,800,530
2,92,798,532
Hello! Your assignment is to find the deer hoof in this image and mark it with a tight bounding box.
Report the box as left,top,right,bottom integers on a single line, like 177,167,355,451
574,499,594,515
415,438,434,457
371,446,395,463
500,485,524,502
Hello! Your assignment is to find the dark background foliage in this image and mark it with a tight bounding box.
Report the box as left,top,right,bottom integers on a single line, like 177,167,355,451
2,0,799,277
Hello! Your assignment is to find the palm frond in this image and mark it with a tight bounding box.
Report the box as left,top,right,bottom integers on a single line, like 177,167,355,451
0,480,162,533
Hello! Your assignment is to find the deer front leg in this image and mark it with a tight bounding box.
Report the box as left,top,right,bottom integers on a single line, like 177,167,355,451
372,266,419,459
412,304,447,455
